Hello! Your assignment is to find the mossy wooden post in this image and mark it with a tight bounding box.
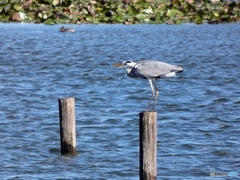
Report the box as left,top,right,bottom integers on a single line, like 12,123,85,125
139,111,157,180
58,98,76,155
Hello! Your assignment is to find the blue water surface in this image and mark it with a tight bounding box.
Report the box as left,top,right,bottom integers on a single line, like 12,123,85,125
0,22,240,179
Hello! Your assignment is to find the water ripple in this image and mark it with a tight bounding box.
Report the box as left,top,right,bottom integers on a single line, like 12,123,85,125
0,23,240,179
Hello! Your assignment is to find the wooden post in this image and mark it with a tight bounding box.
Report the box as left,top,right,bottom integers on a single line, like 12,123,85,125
58,98,76,155
139,111,157,180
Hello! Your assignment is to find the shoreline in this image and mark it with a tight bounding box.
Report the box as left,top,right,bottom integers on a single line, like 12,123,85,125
0,1,239,25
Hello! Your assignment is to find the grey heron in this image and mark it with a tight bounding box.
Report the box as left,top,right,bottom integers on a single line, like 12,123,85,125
113,60,183,111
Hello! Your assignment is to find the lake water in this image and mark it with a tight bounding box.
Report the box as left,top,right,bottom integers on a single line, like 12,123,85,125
0,22,239,179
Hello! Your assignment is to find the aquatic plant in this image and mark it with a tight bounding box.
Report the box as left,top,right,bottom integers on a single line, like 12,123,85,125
0,0,239,24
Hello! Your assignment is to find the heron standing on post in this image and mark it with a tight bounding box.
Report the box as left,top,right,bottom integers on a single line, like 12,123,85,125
113,60,183,111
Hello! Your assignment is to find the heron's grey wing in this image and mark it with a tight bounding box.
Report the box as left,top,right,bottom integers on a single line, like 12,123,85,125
134,60,183,78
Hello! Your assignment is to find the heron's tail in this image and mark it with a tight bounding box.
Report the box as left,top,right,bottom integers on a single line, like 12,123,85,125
174,65,184,73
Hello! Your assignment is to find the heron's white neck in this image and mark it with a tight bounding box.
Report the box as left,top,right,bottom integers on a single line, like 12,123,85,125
126,62,136,68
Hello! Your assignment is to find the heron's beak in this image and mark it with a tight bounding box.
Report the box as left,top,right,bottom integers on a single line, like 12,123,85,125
113,63,123,67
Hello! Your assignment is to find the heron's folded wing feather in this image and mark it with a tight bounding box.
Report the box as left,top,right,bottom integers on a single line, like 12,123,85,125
134,60,183,78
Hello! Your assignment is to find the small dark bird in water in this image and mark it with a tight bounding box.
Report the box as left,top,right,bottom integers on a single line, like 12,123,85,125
59,26,75,32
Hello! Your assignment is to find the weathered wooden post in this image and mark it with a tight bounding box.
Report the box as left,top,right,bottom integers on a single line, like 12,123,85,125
139,111,157,180
58,98,76,155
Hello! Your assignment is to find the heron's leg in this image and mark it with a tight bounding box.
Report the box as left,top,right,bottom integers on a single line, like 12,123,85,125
152,79,159,111
146,93,154,111
146,79,155,111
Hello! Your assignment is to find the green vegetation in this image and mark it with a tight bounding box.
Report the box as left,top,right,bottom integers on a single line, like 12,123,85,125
0,0,239,24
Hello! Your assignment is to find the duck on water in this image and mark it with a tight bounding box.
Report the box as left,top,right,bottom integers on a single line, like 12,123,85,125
59,26,75,32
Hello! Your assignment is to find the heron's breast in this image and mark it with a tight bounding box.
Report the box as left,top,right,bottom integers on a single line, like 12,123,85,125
126,68,145,78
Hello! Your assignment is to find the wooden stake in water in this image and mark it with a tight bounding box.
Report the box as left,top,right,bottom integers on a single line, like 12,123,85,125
139,111,157,180
58,98,76,155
